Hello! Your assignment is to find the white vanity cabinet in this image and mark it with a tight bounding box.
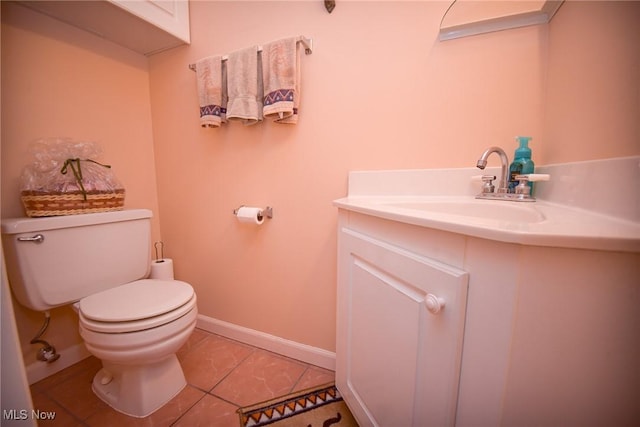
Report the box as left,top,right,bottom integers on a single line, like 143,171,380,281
336,208,640,427
336,214,469,427
17,0,190,55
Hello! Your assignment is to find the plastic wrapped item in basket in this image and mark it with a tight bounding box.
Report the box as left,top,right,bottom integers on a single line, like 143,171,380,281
20,138,125,217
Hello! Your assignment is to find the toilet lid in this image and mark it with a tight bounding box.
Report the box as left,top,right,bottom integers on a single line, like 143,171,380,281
79,279,194,322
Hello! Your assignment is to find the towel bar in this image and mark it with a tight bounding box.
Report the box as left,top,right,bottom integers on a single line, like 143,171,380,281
188,36,312,71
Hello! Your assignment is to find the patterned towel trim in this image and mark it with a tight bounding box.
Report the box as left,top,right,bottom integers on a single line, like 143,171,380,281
200,104,226,118
263,89,294,106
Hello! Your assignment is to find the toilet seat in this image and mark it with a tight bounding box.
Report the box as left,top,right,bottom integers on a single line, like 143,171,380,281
79,279,196,334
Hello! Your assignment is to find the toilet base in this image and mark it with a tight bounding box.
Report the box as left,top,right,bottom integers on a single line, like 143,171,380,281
92,354,186,418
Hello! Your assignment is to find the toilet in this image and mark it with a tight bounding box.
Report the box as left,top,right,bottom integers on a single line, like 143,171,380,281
1,209,197,418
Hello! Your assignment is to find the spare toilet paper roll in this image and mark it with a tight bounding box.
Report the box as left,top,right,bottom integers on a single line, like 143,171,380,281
150,258,174,280
236,206,264,225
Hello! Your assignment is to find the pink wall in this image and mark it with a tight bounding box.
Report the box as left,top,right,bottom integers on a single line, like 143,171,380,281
544,0,639,163
147,0,638,354
1,1,637,367
1,2,161,362
148,0,544,353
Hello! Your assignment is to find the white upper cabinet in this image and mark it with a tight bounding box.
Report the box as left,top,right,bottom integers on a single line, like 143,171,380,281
17,0,190,56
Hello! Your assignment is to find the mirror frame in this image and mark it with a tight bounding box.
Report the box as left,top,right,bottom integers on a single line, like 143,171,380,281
439,0,564,41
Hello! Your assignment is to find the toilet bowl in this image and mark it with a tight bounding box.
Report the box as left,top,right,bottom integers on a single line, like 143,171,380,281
78,279,197,417
1,209,199,418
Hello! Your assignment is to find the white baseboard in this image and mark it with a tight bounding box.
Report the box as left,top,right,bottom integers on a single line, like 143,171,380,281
26,316,336,385
26,343,91,385
196,314,336,371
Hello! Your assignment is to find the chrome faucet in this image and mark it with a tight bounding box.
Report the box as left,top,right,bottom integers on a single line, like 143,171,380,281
474,146,546,202
476,146,509,194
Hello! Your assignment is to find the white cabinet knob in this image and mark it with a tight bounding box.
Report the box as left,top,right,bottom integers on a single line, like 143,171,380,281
425,294,445,314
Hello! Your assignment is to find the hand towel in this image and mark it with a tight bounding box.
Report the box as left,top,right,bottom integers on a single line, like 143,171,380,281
195,56,226,127
262,37,301,124
226,46,263,126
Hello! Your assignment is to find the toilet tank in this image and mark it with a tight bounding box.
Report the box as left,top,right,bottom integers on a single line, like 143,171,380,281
1,209,152,312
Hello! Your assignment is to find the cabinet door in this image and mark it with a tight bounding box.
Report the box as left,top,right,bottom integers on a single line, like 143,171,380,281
111,0,190,44
18,1,189,55
336,228,468,427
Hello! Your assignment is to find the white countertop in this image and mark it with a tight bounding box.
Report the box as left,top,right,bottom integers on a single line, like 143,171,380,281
334,195,640,253
334,157,640,253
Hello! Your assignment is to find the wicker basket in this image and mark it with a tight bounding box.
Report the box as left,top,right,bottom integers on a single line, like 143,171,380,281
21,189,125,217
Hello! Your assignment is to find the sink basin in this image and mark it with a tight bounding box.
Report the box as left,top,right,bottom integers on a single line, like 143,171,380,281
382,200,545,223
335,195,640,252
333,164,640,253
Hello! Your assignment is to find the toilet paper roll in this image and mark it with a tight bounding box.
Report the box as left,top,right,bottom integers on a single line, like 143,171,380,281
150,258,174,280
236,206,264,225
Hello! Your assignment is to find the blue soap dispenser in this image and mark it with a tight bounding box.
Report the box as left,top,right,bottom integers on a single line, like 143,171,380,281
508,136,535,193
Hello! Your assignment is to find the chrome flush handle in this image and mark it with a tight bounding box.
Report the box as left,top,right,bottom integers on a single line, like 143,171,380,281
17,234,45,244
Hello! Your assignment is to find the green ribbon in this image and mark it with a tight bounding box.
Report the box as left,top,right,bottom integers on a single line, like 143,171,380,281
60,158,111,201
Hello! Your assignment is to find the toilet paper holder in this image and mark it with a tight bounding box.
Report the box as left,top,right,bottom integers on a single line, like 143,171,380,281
233,206,273,220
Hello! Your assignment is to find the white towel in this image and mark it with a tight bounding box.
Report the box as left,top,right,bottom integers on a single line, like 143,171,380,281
195,56,226,127
226,46,263,126
262,37,301,124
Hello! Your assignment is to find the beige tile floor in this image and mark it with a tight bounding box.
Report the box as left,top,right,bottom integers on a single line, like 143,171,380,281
29,328,335,426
